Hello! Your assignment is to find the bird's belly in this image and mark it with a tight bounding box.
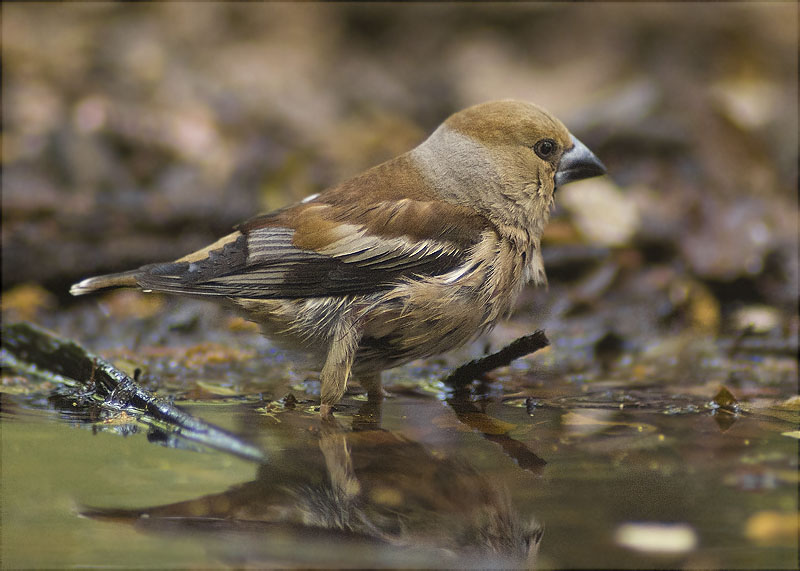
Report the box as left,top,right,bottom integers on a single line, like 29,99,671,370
231,297,344,367
354,278,513,372
233,259,524,374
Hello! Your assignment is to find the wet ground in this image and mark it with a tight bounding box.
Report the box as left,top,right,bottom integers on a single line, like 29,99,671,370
2,294,797,569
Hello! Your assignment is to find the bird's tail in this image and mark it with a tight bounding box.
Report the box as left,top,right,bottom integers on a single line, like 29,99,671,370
69,270,142,296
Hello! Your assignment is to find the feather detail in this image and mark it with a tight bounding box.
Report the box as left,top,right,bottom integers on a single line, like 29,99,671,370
132,216,477,299
69,270,140,296
68,100,607,415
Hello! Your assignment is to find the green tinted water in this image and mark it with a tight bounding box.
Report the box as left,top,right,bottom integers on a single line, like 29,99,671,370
2,385,797,569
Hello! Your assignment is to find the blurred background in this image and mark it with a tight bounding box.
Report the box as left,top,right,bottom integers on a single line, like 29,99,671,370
3,3,797,321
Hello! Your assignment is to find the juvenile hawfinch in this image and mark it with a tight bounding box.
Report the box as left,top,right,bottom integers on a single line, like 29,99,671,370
71,100,606,416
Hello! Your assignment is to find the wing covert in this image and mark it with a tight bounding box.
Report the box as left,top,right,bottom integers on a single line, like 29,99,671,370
135,224,472,299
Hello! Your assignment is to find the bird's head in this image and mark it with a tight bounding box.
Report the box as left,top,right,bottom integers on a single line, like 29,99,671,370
414,100,606,232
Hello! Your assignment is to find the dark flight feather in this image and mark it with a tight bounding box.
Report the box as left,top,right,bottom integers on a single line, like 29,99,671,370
135,225,472,299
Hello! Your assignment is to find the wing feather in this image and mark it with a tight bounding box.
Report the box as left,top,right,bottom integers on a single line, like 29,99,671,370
135,167,491,300
136,223,472,299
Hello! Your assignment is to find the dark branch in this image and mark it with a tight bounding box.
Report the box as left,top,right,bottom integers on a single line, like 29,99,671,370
443,330,550,388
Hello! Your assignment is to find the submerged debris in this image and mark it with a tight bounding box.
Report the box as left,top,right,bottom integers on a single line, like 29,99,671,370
1,321,266,462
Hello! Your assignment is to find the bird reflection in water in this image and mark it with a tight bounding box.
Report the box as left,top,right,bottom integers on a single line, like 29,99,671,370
85,411,543,568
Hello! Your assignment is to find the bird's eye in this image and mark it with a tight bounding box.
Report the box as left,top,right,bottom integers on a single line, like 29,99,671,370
533,139,557,160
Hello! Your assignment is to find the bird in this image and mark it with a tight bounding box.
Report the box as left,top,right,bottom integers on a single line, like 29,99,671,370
83,423,543,566
70,100,606,416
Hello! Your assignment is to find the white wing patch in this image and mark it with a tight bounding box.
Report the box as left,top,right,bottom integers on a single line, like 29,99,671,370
320,228,460,270
247,225,461,273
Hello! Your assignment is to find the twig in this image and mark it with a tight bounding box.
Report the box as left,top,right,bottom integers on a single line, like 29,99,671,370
443,330,550,388
440,330,550,473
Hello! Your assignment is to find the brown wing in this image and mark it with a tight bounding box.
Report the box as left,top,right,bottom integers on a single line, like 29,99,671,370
134,200,488,299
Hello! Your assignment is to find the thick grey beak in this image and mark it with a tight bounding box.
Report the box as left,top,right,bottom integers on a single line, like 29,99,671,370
554,135,606,188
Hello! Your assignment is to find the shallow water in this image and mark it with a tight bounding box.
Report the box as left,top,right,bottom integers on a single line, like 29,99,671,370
2,364,797,569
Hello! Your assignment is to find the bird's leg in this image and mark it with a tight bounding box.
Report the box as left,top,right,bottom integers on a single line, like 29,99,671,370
350,372,384,429
319,403,334,418
319,316,360,417
356,372,384,402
